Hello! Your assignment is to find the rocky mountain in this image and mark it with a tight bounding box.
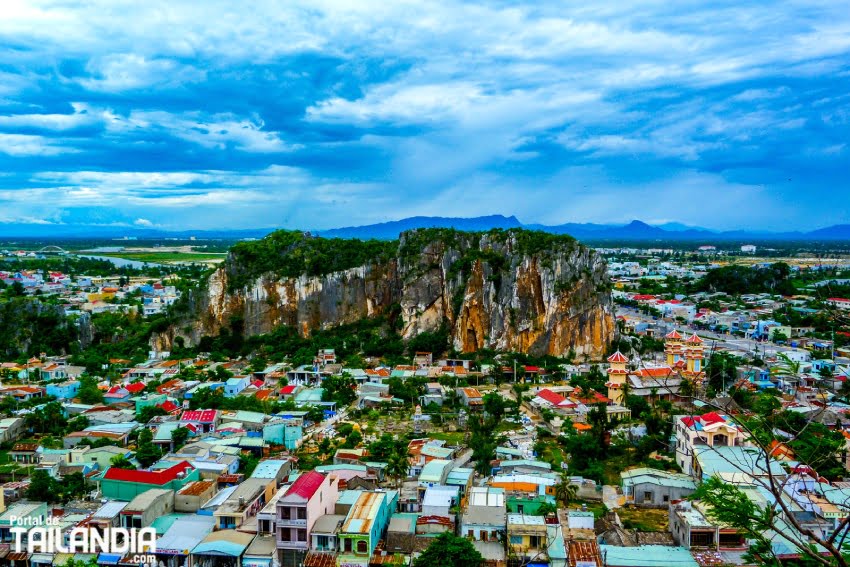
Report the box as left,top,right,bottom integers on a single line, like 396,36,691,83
155,228,615,358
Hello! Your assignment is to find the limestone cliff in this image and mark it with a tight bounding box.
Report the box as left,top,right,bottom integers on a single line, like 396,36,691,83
155,228,615,358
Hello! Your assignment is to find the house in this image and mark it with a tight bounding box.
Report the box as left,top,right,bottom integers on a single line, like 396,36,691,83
620,468,697,506
175,480,219,513
119,488,174,528
70,445,133,470
9,443,39,464
39,363,67,381
0,385,44,401
224,376,250,398
191,529,255,567
180,409,220,433
276,470,340,564
675,412,748,475
45,380,81,400
104,385,131,404
153,514,216,567
599,545,700,567
506,514,551,565
457,387,484,410
214,477,270,529
101,460,199,500
669,500,745,550
461,487,506,542
0,418,24,444
337,490,399,566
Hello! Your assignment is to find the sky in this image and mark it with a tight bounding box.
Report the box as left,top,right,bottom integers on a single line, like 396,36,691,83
0,0,849,233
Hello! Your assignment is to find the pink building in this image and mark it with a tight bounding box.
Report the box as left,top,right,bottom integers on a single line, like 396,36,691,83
276,470,339,561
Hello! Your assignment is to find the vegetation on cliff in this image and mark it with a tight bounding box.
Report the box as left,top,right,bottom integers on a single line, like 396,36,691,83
226,230,396,290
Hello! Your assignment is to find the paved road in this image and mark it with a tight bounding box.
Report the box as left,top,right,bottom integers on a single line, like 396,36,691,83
618,307,785,358
453,448,473,468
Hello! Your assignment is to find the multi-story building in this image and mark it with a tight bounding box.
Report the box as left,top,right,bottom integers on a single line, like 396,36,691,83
276,471,340,567
675,412,748,475
337,490,398,567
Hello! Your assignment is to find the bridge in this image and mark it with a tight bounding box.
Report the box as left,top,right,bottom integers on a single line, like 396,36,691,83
36,245,69,255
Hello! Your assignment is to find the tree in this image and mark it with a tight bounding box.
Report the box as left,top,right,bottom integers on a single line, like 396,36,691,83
78,375,104,405
110,454,136,470
27,470,59,502
386,449,410,488
135,427,162,468
412,532,483,567
321,374,357,406
554,476,578,508
483,391,508,420
138,404,168,424
171,426,191,449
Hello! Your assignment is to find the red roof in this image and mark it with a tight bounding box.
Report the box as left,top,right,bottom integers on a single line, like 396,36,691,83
158,400,179,413
180,409,218,423
104,460,193,484
632,294,655,301
828,298,850,303
607,351,628,363
280,385,297,395
638,367,673,378
665,330,682,340
524,366,541,373
255,389,272,401
252,380,264,388
125,382,146,394
536,389,566,406
700,411,725,425
285,470,325,499
686,333,703,344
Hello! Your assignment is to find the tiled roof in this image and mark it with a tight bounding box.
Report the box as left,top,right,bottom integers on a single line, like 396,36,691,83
607,351,628,363
181,409,218,423
125,382,146,394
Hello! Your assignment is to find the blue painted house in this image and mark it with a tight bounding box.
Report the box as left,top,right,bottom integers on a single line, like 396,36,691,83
224,376,250,398
46,380,80,400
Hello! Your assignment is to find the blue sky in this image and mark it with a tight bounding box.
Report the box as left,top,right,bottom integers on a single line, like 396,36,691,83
0,1,848,232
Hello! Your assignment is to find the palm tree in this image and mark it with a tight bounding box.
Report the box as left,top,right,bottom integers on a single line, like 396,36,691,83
772,352,801,395
386,449,409,488
554,476,578,508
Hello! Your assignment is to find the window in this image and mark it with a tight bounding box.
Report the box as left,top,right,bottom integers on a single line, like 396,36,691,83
510,536,522,545
663,495,670,503
643,491,653,502
297,508,307,520
297,529,307,542
517,505,524,514
356,540,368,554
468,530,474,538
344,539,352,552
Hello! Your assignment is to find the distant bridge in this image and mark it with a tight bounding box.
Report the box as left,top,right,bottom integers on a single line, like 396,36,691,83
37,246,69,255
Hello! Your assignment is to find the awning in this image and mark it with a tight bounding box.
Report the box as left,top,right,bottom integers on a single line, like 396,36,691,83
98,553,123,565
7,553,31,562
242,558,272,567
53,553,74,565
31,553,56,564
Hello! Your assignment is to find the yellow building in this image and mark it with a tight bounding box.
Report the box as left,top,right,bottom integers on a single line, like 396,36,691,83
605,351,629,405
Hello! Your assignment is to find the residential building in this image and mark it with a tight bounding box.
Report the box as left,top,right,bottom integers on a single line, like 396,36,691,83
337,490,399,566
620,468,697,506
675,412,748,475
275,470,340,566
461,487,506,542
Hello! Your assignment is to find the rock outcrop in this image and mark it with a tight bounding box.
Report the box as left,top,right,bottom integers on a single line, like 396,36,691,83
157,228,615,358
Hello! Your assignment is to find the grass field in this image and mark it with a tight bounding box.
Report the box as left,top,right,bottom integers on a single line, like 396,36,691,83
427,431,466,446
99,252,227,264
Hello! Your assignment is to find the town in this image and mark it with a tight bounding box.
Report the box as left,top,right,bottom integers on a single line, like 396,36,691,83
0,241,847,567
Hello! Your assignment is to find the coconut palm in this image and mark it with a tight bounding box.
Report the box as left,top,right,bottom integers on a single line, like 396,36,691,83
554,476,578,508
386,448,409,488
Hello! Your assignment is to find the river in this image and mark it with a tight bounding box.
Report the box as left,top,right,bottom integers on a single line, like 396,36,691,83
77,254,163,269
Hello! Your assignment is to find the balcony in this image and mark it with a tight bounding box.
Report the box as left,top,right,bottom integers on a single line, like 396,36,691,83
278,518,307,527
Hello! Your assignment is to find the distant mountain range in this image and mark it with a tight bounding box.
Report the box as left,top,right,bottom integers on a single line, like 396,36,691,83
317,216,850,242
1,215,850,242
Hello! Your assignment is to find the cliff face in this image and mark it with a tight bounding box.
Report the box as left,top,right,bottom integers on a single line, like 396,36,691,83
158,229,614,358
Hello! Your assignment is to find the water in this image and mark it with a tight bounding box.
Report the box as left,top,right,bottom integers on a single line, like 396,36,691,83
77,254,163,269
